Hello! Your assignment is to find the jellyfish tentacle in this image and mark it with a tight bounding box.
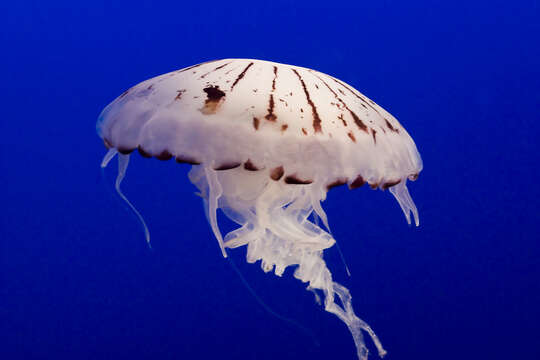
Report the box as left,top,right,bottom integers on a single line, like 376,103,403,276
189,168,385,359
101,148,118,168
389,179,419,226
333,282,387,358
204,165,228,257
227,255,320,347
110,153,151,247
310,190,352,277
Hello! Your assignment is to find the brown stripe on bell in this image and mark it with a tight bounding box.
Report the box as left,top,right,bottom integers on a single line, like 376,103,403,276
311,72,368,133
174,89,186,100
253,117,260,130
198,61,232,79
329,76,389,122
230,62,254,91
291,68,322,133
385,118,400,133
265,94,277,121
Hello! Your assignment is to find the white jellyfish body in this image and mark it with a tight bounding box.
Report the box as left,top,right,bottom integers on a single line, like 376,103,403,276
97,59,422,360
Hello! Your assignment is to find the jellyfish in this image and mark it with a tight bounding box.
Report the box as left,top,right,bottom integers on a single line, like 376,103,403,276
97,59,422,360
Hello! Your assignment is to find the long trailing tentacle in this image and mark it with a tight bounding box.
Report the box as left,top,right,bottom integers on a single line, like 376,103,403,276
100,150,151,247
116,154,151,247
310,188,351,277
203,165,227,257
227,254,320,347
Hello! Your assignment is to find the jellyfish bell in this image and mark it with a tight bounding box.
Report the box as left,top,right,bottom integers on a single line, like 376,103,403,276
97,59,422,360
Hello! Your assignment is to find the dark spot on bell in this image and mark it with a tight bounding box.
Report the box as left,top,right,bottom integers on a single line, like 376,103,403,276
203,85,225,101
175,156,200,165
253,117,260,130
244,159,259,171
327,178,348,191
281,124,288,132
214,162,241,171
156,150,173,161
201,85,226,114
270,166,284,181
285,175,313,185
137,146,152,158
301,128,308,135
369,182,379,190
381,179,401,190
347,132,356,143
349,175,365,189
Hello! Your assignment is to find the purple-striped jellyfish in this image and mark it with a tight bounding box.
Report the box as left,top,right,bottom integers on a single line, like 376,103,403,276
97,59,422,360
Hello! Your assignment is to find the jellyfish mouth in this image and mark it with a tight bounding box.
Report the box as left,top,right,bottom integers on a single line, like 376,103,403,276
188,165,388,360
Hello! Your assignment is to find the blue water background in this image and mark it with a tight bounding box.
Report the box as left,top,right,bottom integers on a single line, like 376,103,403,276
2,1,539,359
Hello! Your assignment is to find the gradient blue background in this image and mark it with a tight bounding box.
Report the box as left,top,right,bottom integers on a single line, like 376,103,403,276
2,1,539,359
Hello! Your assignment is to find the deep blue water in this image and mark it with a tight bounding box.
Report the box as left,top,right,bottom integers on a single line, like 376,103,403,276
2,1,539,359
